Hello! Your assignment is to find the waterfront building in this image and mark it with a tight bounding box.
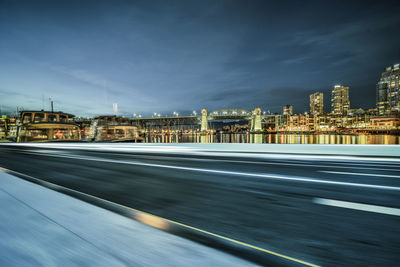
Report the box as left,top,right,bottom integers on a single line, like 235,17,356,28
264,114,281,131
0,116,17,141
283,105,293,116
281,114,316,132
279,112,376,132
0,117,7,140
376,64,400,115
314,115,332,131
310,92,324,115
370,116,400,129
331,85,350,115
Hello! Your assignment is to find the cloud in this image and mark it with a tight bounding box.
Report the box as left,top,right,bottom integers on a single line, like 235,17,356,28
205,88,251,102
0,0,399,116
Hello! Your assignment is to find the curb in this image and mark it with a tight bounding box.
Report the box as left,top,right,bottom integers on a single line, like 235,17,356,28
1,167,318,267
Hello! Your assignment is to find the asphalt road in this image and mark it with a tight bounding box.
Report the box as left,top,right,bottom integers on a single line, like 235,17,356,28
0,144,399,266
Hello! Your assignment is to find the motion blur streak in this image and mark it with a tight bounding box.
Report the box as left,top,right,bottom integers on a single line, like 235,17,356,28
1,143,400,266
320,170,400,179
4,143,400,162
17,151,400,191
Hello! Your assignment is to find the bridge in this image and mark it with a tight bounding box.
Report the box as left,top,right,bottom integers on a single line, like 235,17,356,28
134,108,277,132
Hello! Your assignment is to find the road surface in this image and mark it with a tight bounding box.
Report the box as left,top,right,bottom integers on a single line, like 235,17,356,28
0,170,254,267
0,143,399,266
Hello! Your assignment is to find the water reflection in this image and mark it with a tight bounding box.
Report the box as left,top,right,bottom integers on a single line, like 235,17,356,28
145,133,400,145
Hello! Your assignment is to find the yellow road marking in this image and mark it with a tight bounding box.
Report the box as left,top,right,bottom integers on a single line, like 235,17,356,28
1,166,320,267
98,195,320,267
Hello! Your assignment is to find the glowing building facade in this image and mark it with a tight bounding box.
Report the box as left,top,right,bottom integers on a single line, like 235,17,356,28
331,85,350,115
310,92,324,115
376,64,400,115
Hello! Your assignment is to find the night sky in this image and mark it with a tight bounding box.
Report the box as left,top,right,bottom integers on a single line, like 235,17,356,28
1,0,400,117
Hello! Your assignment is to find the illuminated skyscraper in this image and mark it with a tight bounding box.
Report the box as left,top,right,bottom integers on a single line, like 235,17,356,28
283,105,293,116
331,85,350,115
376,64,400,115
310,92,324,115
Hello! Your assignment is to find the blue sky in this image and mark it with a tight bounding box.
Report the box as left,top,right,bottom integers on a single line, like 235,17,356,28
1,0,400,117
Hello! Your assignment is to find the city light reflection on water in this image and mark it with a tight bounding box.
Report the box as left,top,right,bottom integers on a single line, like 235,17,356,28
146,133,400,145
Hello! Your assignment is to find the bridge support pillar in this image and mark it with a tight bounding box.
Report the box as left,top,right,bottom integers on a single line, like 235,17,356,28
201,108,208,131
251,108,262,132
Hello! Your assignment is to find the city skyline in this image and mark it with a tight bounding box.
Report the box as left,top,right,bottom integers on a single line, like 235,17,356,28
1,71,397,118
1,3,400,267
1,0,400,116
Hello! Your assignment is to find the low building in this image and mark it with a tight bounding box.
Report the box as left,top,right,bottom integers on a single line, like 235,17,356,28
370,116,400,129
281,114,316,132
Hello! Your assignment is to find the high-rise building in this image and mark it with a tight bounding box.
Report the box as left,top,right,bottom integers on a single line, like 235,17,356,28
331,85,350,115
310,92,324,115
376,64,400,115
283,105,293,116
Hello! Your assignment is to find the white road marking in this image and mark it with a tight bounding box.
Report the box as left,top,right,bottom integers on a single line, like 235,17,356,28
25,150,400,173
320,171,400,179
172,157,400,172
313,198,400,216
25,151,400,191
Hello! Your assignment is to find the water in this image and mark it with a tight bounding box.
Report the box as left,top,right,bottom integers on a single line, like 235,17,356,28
146,133,400,144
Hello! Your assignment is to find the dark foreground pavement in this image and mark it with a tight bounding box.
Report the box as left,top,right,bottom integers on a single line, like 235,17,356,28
0,143,399,266
0,171,253,267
